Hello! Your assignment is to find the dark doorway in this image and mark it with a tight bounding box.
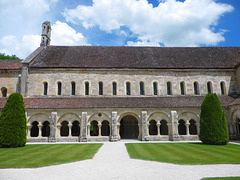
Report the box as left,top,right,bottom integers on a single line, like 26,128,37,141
120,115,139,139
42,121,50,137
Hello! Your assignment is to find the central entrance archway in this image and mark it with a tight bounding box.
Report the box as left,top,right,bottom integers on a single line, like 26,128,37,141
120,115,139,139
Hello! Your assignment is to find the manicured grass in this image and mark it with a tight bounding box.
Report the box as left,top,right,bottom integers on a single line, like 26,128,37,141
125,143,240,164
202,177,240,180
0,144,102,168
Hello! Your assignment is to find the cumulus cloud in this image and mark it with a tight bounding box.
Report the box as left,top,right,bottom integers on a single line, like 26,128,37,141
51,21,89,46
63,0,234,46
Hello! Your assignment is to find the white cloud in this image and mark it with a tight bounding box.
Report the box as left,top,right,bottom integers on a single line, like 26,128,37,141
63,0,234,46
51,21,89,46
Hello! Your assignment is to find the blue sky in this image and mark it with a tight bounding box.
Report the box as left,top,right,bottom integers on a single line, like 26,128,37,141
0,0,239,59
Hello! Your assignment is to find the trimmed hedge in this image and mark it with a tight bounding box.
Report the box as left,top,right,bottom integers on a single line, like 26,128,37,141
199,93,229,145
0,93,27,148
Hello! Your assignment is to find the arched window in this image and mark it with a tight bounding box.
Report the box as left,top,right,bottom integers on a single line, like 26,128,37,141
167,82,172,95
220,81,226,95
101,120,110,136
30,121,39,137
57,82,62,95
160,120,168,135
42,121,50,137
85,82,89,95
207,81,213,93
178,120,186,135
149,120,157,135
140,82,145,95
43,82,48,96
194,81,199,95
153,82,158,95
60,121,69,137
112,82,117,95
1,87,7,97
72,121,80,136
180,81,185,95
126,82,131,95
71,82,76,95
99,82,103,95
189,120,197,135
90,120,99,136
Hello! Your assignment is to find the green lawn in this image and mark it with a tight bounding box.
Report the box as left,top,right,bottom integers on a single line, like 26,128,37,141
202,177,240,180
125,143,240,164
0,144,102,168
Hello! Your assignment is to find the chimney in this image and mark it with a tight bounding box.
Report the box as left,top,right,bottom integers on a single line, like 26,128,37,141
40,21,51,47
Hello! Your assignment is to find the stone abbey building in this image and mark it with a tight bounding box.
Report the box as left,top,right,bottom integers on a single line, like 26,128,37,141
1,21,240,142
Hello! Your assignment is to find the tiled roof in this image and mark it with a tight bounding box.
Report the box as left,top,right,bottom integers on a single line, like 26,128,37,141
0,60,22,70
0,96,237,109
29,46,240,69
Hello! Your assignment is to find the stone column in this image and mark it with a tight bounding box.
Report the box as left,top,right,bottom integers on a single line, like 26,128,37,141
27,125,31,138
186,122,190,135
196,123,200,135
111,111,118,141
98,123,102,136
57,124,61,137
68,122,72,137
38,122,42,137
141,111,148,141
49,112,57,142
157,122,160,136
169,111,179,141
20,63,29,97
80,112,87,142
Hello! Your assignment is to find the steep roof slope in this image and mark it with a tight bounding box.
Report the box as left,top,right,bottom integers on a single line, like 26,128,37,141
29,46,240,69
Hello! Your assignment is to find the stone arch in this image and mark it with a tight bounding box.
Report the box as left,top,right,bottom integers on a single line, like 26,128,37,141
101,120,110,136
72,121,80,136
178,111,199,123
160,120,168,135
147,112,170,123
28,113,50,125
1,87,7,97
30,121,39,137
90,120,99,136
178,119,186,135
58,113,81,124
189,119,197,135
42,121,50,137
88,112,111,123
231,109,240,134
60,121,69,137
118,112,140,139
149,120,157,135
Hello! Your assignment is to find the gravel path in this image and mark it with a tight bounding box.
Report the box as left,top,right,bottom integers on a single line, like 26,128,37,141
1,141,240,180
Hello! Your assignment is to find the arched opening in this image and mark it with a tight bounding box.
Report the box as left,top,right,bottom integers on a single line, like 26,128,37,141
101,120,110,136
120,115,139,139
42,121,50,137
220,81,226,95
207,81,213,93
126,82,131,95
112,82,117,95
30,121,39,137
149,120,157,135
140,81,145,95
71,82,76,95
43,82,48,96
180,81,185,95
85,82,89,95
237,118,240,134
153,82,158,95
90,120,99,136
160,120,168,135
178,120,186,135
57,82,62,95
72,121,80,136
99,81,103,95
1,87,7,97
194,81,199,95
60,121,69,137
167,81,172,95
189,119,197,135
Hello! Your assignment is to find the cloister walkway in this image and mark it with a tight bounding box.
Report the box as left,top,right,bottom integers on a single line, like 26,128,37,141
1,141,240,180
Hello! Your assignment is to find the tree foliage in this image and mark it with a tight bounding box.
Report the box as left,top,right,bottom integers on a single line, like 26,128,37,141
0,93,26,148
199,93,229,145
0,53,20,60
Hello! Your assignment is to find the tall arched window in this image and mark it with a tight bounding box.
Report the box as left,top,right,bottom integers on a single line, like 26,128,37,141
140,82,145,95
43,82,48,96
1,87,7,97
149,120,157,135
189,120,197,135
220,81,226,95
42,121,50,137
153,82,158,95
167,82,172,95
90,120,99,136
160,120,168,135
85,82,89,95
57,82,62,95
99,82,103,95
101,120,110,136
194,81,199,95
60,121,69,137
112,82,117,95
126,82,131,95
30,121,39,137
71,82,76,95
72,121,80,136
178,120,186,135
180,81,185,95
207,81,213,93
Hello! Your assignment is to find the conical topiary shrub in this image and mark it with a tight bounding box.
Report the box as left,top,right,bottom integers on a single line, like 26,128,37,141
199,93,229,145
0,93,27,148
